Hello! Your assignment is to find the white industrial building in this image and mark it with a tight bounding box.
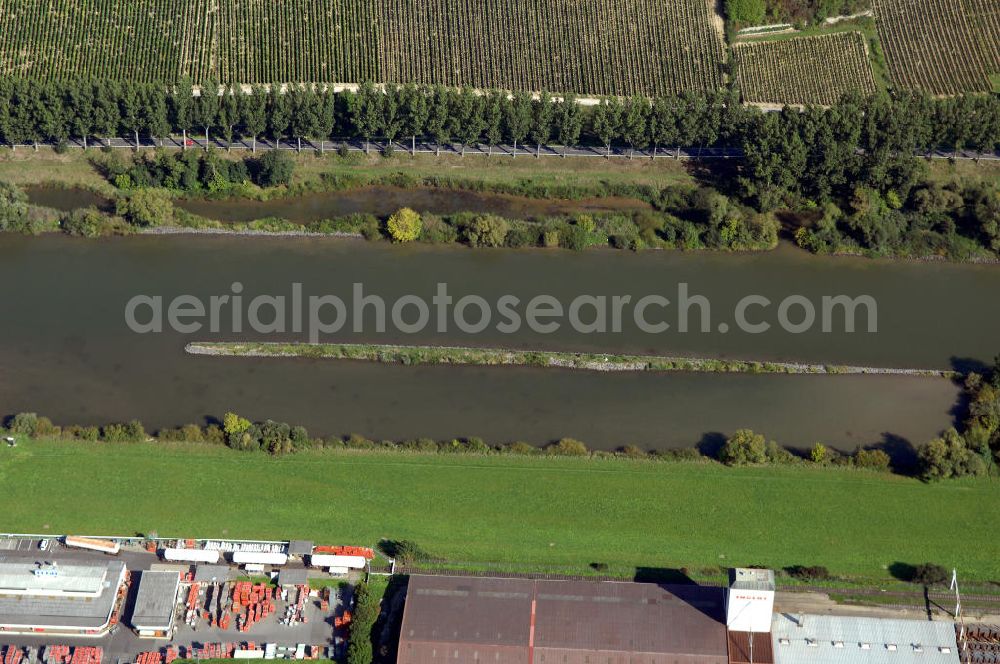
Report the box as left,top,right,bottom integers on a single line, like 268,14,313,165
770,613,960,664
719,569,962,664
727,567,776,633
0,559,126,636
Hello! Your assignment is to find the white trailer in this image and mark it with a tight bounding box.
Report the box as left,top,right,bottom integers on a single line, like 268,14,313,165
309,554,366,569
232,551,288,566
163,547,221,563
327,566,350,576
233,651,266,660
63,535,120,555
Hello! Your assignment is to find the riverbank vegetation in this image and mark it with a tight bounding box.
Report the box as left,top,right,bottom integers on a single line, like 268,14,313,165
1,435,997,581
1,81,998,260
185,340,952,378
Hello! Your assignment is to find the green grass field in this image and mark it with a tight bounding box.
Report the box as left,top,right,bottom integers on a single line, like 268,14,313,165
0,147,696,195
2,438,998,581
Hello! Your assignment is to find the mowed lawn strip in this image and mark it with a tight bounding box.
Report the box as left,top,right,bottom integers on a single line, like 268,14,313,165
2,438,997,580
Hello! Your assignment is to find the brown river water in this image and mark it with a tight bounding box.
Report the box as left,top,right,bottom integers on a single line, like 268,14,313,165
3,223,997,452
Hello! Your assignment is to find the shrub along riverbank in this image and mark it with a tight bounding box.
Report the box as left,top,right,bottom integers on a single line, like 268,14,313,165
184,340,954,378
4,137,1000,261
2,149,781,252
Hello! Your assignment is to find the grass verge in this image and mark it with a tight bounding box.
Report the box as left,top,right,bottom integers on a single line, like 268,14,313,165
1,438,997,581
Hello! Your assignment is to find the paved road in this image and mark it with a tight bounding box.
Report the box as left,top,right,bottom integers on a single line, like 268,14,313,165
7,138,1000,161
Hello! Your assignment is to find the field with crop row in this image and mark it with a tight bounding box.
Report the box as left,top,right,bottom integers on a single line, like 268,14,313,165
962,0,1000,75
0,0,216,81
873,0,998,95
0,0,726,96
733,32,877,106
376,0,726,95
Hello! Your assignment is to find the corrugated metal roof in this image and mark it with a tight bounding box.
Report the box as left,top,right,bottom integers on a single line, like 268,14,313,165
771,613,960,664
398,576,729,664
130,571,180,629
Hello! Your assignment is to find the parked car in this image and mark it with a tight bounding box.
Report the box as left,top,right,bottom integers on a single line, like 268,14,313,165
39,539,50,551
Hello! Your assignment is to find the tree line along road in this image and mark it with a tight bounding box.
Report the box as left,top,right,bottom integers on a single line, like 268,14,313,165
4,137,999,162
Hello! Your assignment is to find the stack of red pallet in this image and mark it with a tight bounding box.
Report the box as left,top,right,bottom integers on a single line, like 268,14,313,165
190,644,227,659
4,647,24,664
164,648,178,664
70,647,103,664
186,583,200,611
135,652,162,664
45,646,71,664
231,582,277,632
334,610,353,628
313,545,374,559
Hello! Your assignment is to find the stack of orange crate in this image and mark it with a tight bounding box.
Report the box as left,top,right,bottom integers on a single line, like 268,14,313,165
4,647,24,664
164,648,177,664
46,646,71,664
70,647,103,664
313,545,375,559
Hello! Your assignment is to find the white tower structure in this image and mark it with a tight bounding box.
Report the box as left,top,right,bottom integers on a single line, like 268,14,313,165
726,568,776,633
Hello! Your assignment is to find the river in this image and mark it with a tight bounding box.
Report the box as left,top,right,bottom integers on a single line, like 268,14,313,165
2,232,995,451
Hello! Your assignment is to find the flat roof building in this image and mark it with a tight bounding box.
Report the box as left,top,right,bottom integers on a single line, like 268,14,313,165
0,559,126,636
130,571,181,638
278,568,309,587
194,564,235,583
0,560,110,597
770,613,960,664
398,575,730,664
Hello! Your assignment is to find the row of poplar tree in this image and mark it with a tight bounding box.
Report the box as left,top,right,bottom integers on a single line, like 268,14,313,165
0,78,753,154
0,78,997,161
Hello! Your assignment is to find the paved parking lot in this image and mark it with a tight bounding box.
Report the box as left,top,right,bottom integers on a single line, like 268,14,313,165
0,539,349,664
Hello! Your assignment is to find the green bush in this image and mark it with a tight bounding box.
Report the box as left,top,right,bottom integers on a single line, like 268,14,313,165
419,213,459,244
917,428,988,481
252,150,295,187
546,438,589,456
785,565,830,581
379,539,429,564
560,224,593,251
719,429,767,465
101,420,147,443
910,563,949,586
725,0,765,25
7,412,59,437
115,189,174,227
386,207,422,242
854,448,891,471
463,214,509,247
